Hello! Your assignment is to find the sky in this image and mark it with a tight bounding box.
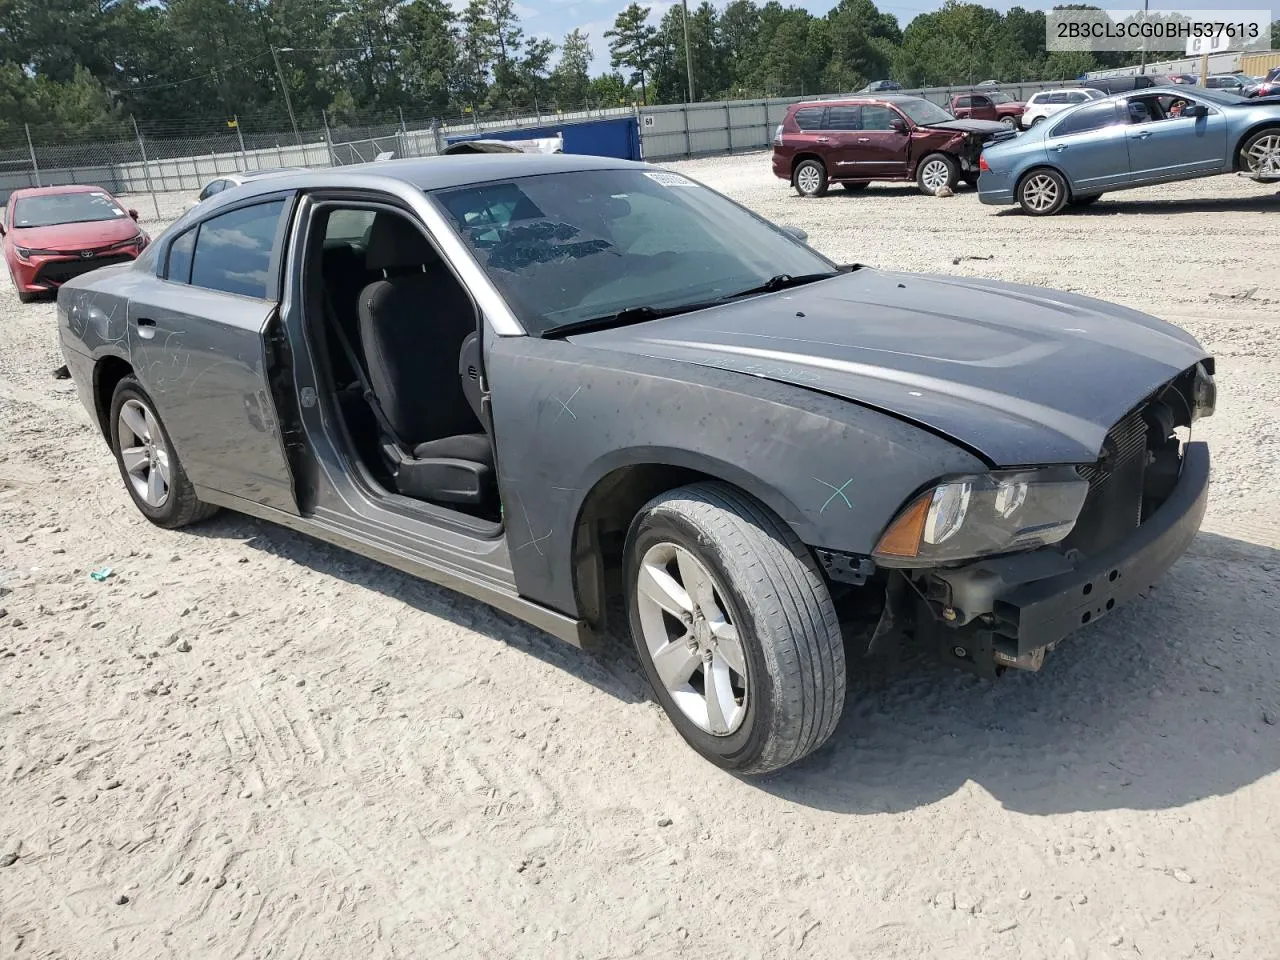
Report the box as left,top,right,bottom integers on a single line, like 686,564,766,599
500,0,1274,69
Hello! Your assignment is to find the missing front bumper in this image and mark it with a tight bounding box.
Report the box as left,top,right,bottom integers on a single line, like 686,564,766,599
908,441,1210,675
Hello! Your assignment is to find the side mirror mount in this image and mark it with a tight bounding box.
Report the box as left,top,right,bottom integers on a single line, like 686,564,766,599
890,118,908,134
781,225,809,243
128,208,139,220
1184,103,1209,119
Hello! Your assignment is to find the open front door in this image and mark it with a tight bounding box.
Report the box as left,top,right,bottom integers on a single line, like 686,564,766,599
127,193,301,514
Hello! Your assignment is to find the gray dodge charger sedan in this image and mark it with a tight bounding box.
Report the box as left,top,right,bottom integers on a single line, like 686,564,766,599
57,155,1215,774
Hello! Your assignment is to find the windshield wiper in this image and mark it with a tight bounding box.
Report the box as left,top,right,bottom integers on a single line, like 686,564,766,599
543,272,843,339
723,272,840,299
542,304,708,338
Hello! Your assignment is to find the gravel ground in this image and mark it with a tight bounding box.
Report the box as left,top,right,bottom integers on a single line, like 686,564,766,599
1,159,1278,960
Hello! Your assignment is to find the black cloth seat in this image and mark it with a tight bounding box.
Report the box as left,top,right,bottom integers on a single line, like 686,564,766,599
412,433,494,468
355,214,494,507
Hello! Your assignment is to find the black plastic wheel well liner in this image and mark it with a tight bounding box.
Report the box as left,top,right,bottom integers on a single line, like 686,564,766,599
93,355,135,440
791,153,826,178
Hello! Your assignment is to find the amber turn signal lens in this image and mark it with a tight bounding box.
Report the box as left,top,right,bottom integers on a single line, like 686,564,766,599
874,492,931,558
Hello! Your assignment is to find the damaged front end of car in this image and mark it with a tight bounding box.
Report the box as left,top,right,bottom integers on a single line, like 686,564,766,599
835,361,1215,677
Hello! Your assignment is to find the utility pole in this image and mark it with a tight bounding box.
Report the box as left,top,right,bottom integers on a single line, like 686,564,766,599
1138,0,1149,74
681,0,695,103
270,45,303,146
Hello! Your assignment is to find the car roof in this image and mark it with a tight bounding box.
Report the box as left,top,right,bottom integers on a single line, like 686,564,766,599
8,184,114,200
196,154,649,203
792,93,923,108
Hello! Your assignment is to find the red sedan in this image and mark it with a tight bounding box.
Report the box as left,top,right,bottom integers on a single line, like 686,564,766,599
2,185,150,303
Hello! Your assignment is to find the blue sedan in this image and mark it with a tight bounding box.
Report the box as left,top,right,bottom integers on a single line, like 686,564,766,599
978,86,1280,215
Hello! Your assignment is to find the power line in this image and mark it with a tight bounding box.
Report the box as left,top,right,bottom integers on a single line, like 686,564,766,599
114,52,274,93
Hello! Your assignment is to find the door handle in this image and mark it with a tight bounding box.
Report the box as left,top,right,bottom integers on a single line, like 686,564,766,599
815,137,830,143
136,317,157,339
857,137,870,142
1053,143,1068,151
1130,130,1152,140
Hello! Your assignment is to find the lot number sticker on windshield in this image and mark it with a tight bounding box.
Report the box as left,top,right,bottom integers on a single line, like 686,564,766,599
644,171,696,187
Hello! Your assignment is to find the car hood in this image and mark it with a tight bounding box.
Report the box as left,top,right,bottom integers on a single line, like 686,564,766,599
569,270,1210,466
921,118,1010,135
10,218,138,251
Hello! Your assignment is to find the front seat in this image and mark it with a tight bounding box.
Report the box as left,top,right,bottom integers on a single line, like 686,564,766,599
356,214,495,506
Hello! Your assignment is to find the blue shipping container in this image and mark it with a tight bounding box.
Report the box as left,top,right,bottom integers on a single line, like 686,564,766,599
446,116,641,162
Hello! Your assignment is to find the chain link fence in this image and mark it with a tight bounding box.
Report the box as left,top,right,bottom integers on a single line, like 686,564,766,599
0,98,637,207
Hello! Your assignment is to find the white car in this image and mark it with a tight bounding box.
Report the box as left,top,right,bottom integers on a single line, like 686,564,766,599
1020,88,1106,129
186,168,306,210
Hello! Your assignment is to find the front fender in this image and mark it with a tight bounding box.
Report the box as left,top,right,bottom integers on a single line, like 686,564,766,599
487,336,986,618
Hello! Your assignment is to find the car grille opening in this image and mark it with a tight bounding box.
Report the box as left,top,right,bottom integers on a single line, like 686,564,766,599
1062,405,1153,556
34,254,135,287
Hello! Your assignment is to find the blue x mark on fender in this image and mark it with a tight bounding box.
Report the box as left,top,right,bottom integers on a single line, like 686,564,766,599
814,476,854,513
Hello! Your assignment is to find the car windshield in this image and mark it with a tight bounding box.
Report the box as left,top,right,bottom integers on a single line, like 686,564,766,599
897,97,958,125
12,191,128,228
432,169,836,335
1189,86,1248,105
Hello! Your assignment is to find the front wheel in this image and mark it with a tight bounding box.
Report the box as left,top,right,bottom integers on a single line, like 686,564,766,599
1240,128,1280,178
917,153,959,195
1000,116,1017,129
1029,115,1044,127
109,378,218,529
625,482,846,775
793,159,828,197
1017,168,1069,216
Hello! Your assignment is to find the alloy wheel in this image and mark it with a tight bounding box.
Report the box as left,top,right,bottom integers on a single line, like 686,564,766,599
635,542,748,736
796,165,821,195
1246,133,1280,176
921,159,951,192
1022,173,1060,212
118,398,171,508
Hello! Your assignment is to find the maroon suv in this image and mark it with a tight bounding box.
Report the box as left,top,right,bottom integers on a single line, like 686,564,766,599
772,95,1010,197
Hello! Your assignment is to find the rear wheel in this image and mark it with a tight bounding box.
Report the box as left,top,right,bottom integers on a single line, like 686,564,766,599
625,482,846,775
793,159,828,197
1029,115,1044,127
917,153,958,195
841,181,870,192
1017,168,1069,216
1000,116,1017,129
1240,128,1280,177
109,378,218,529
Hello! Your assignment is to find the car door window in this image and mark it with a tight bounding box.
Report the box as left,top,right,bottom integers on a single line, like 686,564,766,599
189,200,286,299
955,96,972,108
971,96,992,109
325,209,377,243
1051,100,1121,137
166,227,196,283
199,180,225,201
1124,98,1156,124
860,105,900,130
825,106,860,130
793,107,824,131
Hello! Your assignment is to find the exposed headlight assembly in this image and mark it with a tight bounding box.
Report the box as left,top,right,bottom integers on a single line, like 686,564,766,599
874,467,1089,566
15,246,66,259
1190,361,1215,422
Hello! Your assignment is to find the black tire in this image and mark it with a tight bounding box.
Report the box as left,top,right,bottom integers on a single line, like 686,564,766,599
793,159,829,197
1238,127,1280,177
1029,115,1044,126
916,152,959,195
1016,167,1069,216
841,181,870,192
17,290,37,304
625,482,846,775
109,377,218,529
1071,193,1103,207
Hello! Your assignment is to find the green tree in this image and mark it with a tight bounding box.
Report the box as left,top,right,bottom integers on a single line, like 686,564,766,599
605,3,657,103
458,0,497,108
551,29,592,107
